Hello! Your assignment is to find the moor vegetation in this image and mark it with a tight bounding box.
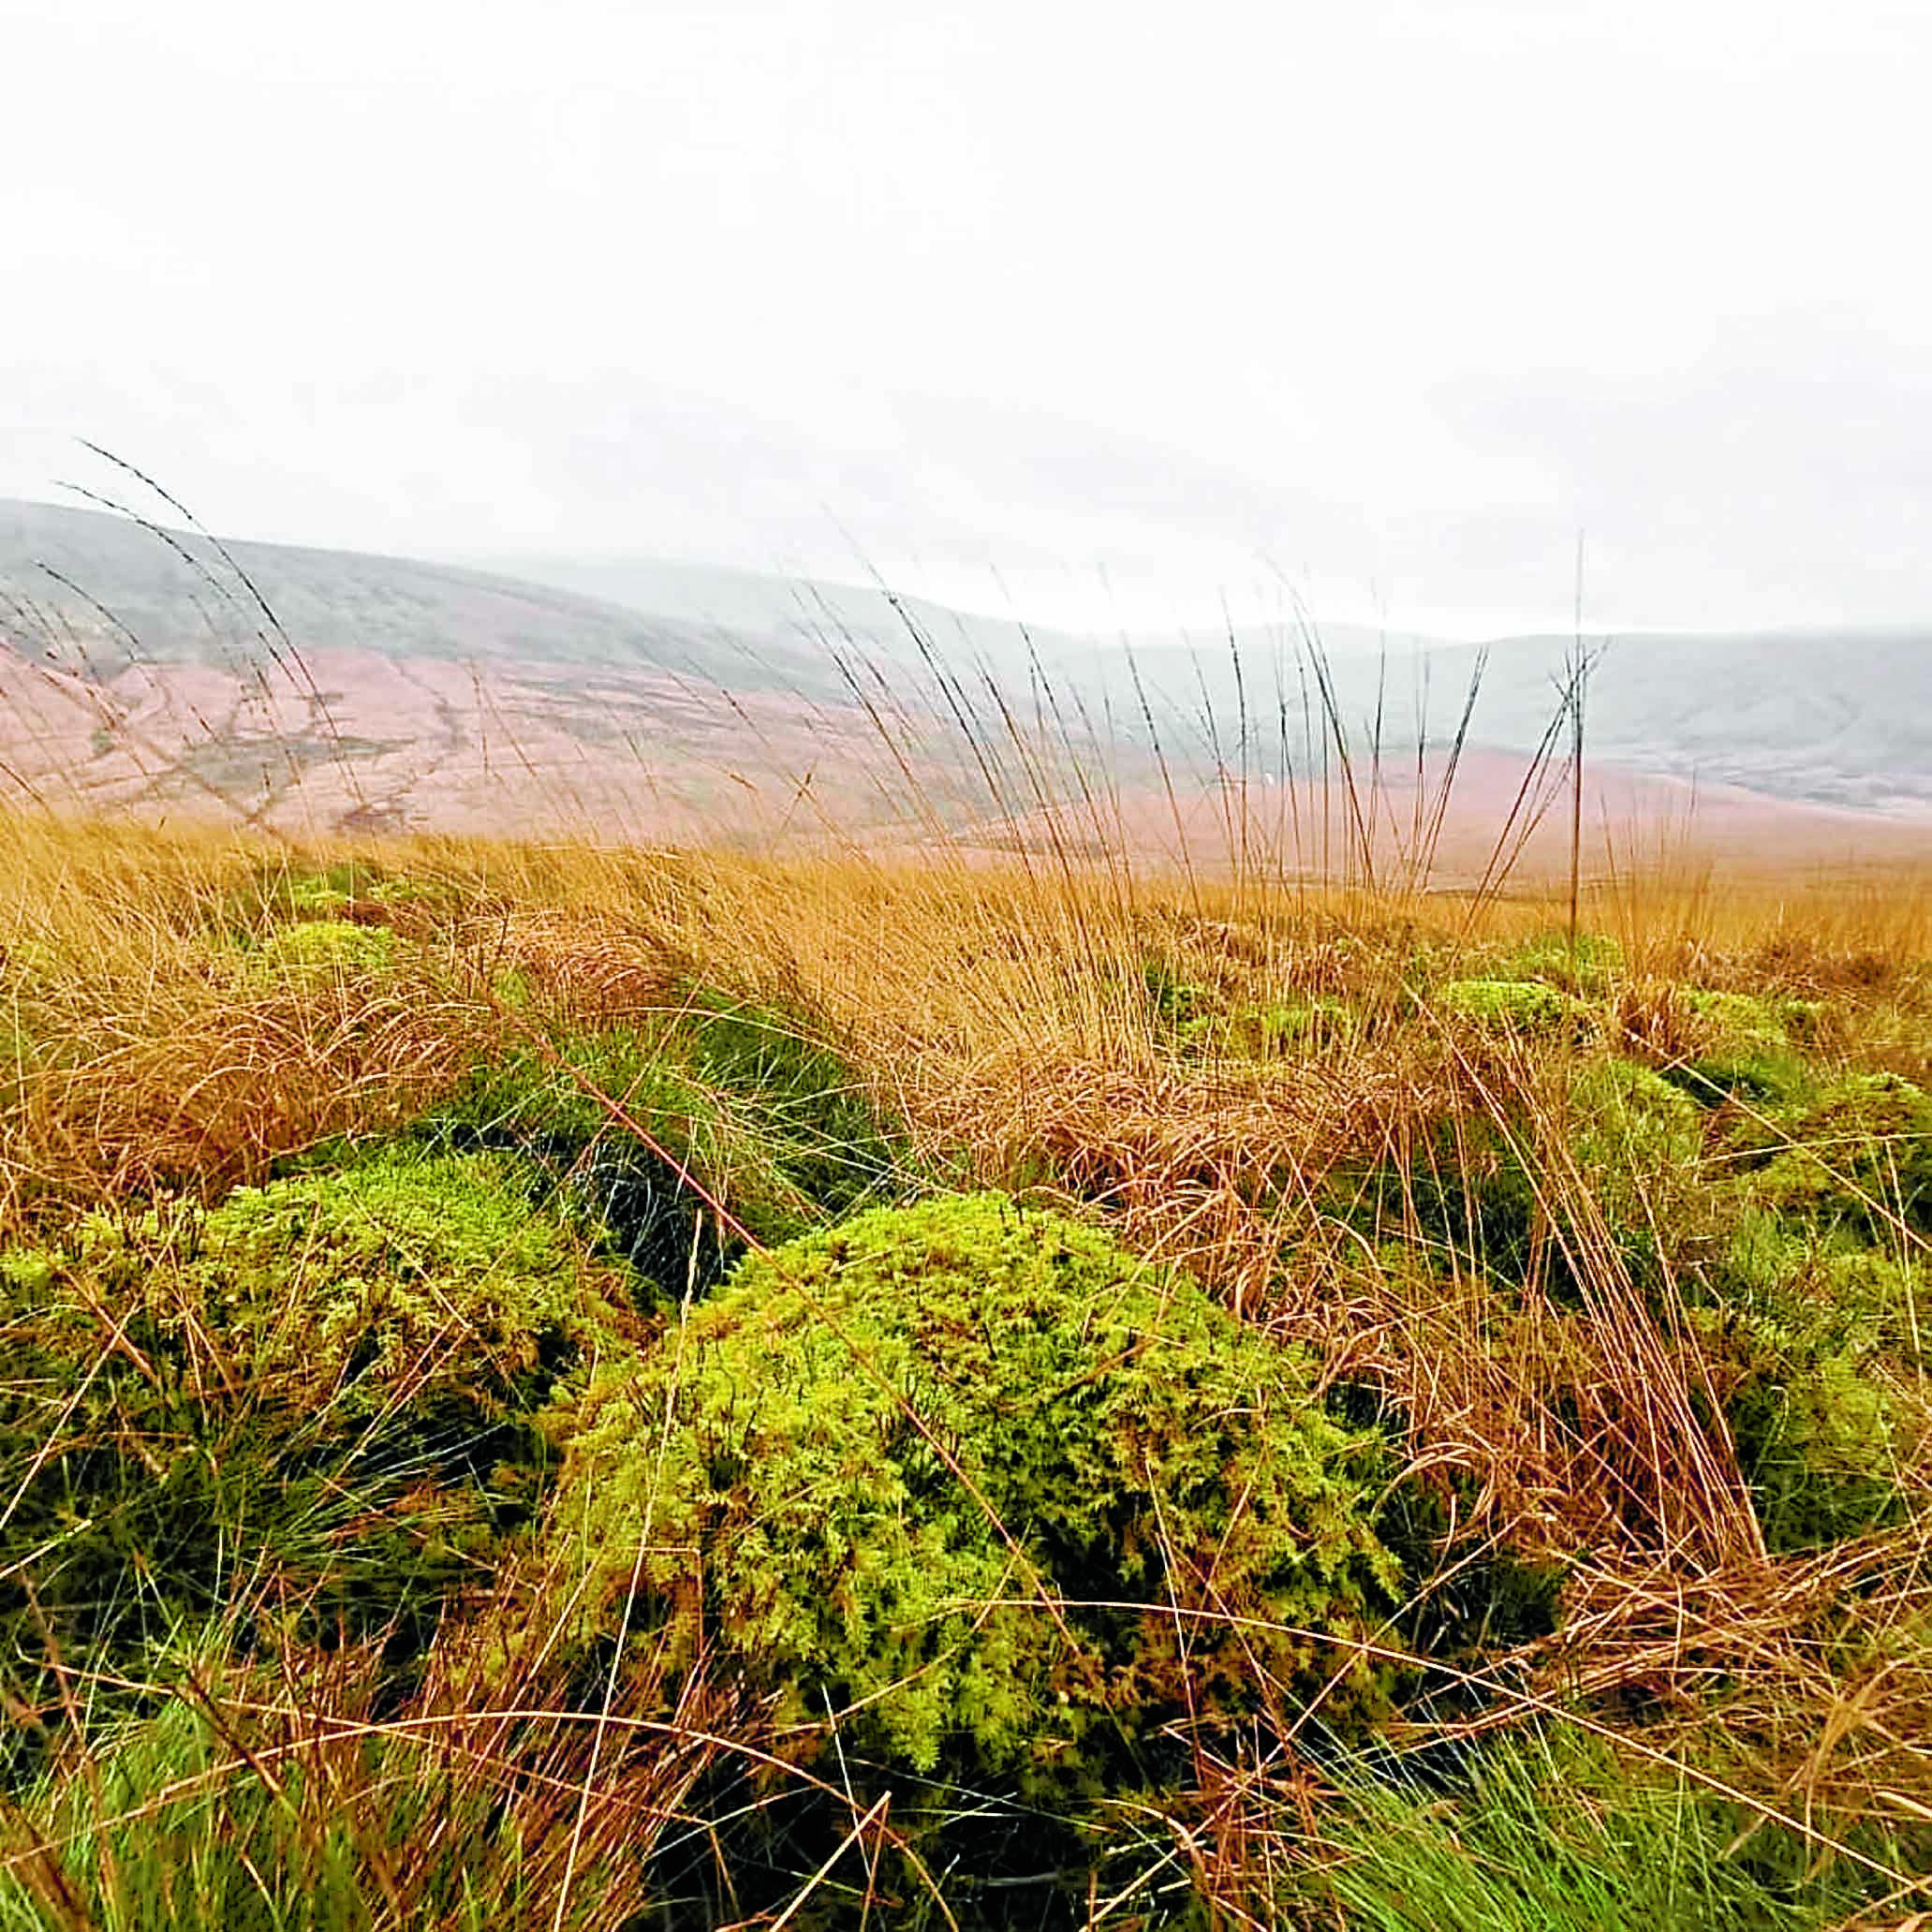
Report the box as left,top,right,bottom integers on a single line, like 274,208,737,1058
1,807,1930,1926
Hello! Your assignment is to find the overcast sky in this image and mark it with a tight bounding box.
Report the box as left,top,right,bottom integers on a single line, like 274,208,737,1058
5,0,1930,636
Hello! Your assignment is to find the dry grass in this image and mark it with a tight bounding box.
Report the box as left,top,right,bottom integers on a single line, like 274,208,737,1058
4,803,1932,1925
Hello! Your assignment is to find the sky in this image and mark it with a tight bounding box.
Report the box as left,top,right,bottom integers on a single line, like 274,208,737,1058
4,0,1931,637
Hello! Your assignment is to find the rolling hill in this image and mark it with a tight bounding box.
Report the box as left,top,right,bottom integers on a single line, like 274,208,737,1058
4,494,1930,862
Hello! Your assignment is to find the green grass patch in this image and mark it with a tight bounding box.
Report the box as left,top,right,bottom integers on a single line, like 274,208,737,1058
1305,1727,1912,1929
422,986,916,1293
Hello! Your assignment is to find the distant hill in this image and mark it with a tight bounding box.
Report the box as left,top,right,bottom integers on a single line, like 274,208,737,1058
1046,625,1932,818
1425,631,1932,815
478,550,1407,683
0,497,894,835
3,494,1929,844
0,497,845,697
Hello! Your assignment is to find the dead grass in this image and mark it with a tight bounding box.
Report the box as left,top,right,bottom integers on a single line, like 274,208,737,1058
5,804,1932,1923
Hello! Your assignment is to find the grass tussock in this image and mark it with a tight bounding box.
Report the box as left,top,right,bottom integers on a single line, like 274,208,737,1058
3,806,1932,1925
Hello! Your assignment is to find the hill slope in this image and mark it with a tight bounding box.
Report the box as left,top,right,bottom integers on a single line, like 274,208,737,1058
0,495,847,694
1055,625,1932,818
5,494,1930,847
0,496,890,835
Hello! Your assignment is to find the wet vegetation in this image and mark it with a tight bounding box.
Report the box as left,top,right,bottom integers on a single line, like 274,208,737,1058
2,815,1930,1925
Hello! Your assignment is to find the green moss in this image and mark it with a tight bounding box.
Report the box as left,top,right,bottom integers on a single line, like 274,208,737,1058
1571,1058,1703,1166
1499,930,1624,995
170,1150,609,1399
288,873,355,919
1205,995,1356,1058
1817,1246,1927,1364
1144,958,1217,1042
1437,978,1585,1035
213,861,468,954
1363,1447,1566,1685
423,1045,746,1298
249,917,400,978
0,1148,630,1769
0,935,62,989
549,1193,1397,1796
1683,988,1822,1051
1659,990,1825,1109
1753,1072,1932,1234
1700,1310,1904,1553
1561,1058,1710,1281
1665,1049,1814,1108
1704,1208,1813,1311
216,859,381,939
1334,1058,1708,1304
1333,1110,1544,1290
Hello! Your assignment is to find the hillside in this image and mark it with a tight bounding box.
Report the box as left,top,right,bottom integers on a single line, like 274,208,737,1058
0,496,892,835
1084,626,1932,818
1441,630,1932,814
0,495,859,693
492,551,1932,823
6,494,1932,853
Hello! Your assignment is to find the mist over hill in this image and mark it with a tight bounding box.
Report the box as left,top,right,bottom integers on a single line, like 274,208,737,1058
488,548,1932,816
0,497,846,698
1424,630,1932,814
1042,625,1932,818
3,494,1929,838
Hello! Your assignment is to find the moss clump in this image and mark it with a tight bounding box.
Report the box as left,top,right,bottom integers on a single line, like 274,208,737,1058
1172,995,1355,1059
1212,995,1356,1057
1753,1072,1932,1234
1564,1058,1710,1279
1682,988,1822,1052
215,859,391,944
1646,987,1820,1110
1499,931,1624,996
0,1149,631,1765
1145,960,1226,1056
163,1149,615,1401
1665,1048,1813,1108
248,917,401,979
1335,1061,1703,1305
0,936,62,990
1571,1059,1703,1171
550,1193,1397,1794
1437,978,1585,1036
1699,1311,1904,1553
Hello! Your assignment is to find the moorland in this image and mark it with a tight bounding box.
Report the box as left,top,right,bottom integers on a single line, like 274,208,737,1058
2,501,1931,1926
3,810,1932,1927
